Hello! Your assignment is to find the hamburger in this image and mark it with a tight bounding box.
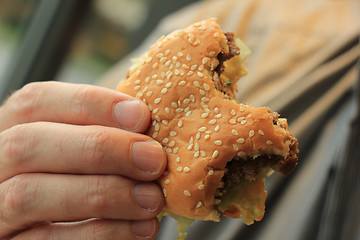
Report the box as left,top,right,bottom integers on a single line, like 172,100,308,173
116,19,299,238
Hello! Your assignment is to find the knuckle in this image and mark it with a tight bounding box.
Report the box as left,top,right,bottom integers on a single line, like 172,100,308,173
8,82,44,119
1,175,33,222
87,220,119,240
81,128,109,168
86,176,113,212
0,124,32,166
71,86,100,122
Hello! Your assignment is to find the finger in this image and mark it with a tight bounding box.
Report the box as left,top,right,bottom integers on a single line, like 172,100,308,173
11,218,159,240
0,81,150,133
0,122,166,183
0,174,164,237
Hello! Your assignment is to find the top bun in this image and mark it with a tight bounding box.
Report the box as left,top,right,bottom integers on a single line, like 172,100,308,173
116,19,298,221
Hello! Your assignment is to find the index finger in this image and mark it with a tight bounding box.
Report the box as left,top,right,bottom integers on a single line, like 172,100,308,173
0,81,150,133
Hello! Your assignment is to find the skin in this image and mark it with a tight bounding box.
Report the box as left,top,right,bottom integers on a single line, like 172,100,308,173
0,81,167,240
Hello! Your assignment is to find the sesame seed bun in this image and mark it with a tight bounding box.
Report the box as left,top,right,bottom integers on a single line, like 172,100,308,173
116,19,298,222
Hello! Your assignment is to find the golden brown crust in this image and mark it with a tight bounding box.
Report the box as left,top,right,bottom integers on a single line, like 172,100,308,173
116,19,298,221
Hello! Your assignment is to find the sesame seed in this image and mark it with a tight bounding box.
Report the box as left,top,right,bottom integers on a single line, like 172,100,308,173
176,62,181,68
134,79,141,85
176,156,180,163
145,77,150,83
173,147,179,153
239,106,245,112
200,151,206,157
191,64,197,70
156,80,164,85
165,145,172,153
177,167,183,172
165,49,170,56
203,83,210,91
204,134,210,140
162,138,169,144
196,201,202,208
163,189,167,197
145,57,152,63
194,151,200,158
199,90,206,96
197,72,204,77
229,119,236,124
154,123,160,132
156,53,164,58
214,107,219,113
165,82,172,88
213,32,219,37
154,116,161,121
187,143,193,150
193,81,200,87
249,130,255,137
193,39,201,45
165,60,171,67
169,64,174,70
207,120,216,126
237,138,245,143
247,114,252,118
167,72,173,80
199,127,207,132
170,131,177,137
232,129,239,135
209,51,216,57
160,57,167,63
134,86,140,91
178,81,186,86
177,52,184,57
185,111,192,117
214,114,222,119
168,140,175,147
152,63,158,69
201,113,209,118
186,54,191,61
184,190,191,197
187,71,194,76
175,108,184,113
231,109,236,115
190,95,195,102
161,72,166,78
208,169,214,175
174,69,180,75
183,167,191,173
258,130,265,135
165,107,170,114
136,70,140,76
237,117,245,122
201,97,209,103
172,56,177,62
241,120,247,125
212,150,219,159
233,144,239,151
171,102,178,108
162,120,168,125
194,143,199,151
196,132,201,140
202,57,208,64
182,64,189,69
161,88,168,94
152,132,158,138
183,98,191,104
214,125,220,132
154,98,162,104
214,140,222,146
164,179,170,184
178,119,183,127
266,140,273,145
198,184,205,190
136,92,143,98
189,136,194,144
198,65,204,71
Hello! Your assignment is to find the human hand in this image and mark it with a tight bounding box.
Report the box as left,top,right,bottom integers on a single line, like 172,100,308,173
0,81,167,240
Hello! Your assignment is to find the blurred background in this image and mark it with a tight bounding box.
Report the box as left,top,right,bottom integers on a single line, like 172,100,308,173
0,0,200,101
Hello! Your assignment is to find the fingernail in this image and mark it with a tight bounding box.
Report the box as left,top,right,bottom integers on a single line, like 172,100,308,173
131,219,156,238
133,183,162,211
132,141,165,175
113,100,145,131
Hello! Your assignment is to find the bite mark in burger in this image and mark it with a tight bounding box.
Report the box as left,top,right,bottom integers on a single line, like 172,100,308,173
116,18,299,239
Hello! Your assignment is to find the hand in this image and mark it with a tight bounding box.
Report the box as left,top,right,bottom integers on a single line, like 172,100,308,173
0,82,167,240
